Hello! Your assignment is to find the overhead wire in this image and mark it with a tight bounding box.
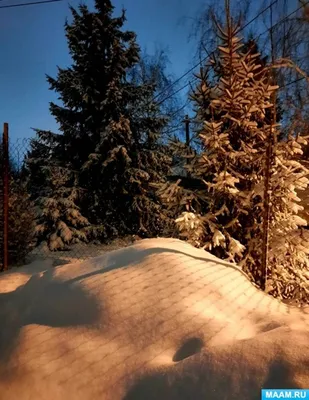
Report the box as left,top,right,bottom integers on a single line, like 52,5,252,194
3,0,306,105
152,0,279,105
157,82,194,106
0,0,62,9
155,0,309,109
2,0,308,121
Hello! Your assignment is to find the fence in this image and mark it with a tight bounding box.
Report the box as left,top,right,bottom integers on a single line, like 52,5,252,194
0,123,126,272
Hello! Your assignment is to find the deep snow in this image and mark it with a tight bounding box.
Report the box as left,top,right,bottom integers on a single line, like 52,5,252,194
0,238,308,400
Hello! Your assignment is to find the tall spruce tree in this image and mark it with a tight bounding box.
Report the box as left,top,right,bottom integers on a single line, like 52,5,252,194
27,0,173,246
159,38,272,234
160,17,309,303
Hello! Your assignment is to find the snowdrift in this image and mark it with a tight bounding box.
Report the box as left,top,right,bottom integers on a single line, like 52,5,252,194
0,238,308,400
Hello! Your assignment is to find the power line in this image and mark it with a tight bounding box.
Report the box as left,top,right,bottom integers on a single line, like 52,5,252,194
3,0,306,118
161,124,184,137
157,82,194,106
161,67,308,114
255,0,309,41
282,76,307,88
0,0,62,9
166,99,191,120
156,0,309,108
153,0,279,104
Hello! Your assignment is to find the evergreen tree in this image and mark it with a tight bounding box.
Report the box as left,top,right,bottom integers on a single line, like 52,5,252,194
266,133,309,302
159,38,272,235
27,0,173,243
122,52,176,236
160,18,309,303
26,130,90,250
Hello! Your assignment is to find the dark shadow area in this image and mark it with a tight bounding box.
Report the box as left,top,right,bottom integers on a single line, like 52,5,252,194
258,322,282,334
0,268,101,363
262,360,299,390
173,337,204,362
124,352,300,400
123,362,244,400
53,258,72,267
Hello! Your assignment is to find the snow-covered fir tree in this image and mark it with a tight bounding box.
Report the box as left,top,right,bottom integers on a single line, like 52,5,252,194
122,54,177,236
26,130,90,250
266,134,309,301
27,0,173,242
159,17,309,303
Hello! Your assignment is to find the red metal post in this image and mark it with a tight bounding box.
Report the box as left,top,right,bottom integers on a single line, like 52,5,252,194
3,123,9,271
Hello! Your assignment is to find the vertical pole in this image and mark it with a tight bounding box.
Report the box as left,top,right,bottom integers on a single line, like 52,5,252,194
262,0,277,290
3,123,9,271
184,115,191,177
261,130,272,290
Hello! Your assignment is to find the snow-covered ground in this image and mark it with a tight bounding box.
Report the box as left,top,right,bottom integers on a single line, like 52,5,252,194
1,237,308,400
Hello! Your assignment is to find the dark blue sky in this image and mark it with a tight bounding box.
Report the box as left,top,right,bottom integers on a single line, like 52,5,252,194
0,0,204,141
1,0,294,143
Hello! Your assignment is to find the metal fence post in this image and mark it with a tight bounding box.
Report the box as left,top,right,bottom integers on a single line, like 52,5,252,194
3,123,9,271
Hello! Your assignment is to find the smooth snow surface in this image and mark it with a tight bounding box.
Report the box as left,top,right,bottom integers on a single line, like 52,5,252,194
0,238,308,399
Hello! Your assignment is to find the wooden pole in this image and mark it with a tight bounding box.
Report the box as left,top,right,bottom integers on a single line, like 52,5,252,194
183,115,191,177
261,1,277,290
261,128,272,290
3,123,9,271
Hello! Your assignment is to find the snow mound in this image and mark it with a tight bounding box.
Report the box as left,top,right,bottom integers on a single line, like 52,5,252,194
0,237,308,400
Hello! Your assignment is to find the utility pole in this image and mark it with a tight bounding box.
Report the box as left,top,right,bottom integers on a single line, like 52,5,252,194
183,115,191,177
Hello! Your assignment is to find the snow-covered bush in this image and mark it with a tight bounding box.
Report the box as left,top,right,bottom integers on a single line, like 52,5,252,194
7,178,36,265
